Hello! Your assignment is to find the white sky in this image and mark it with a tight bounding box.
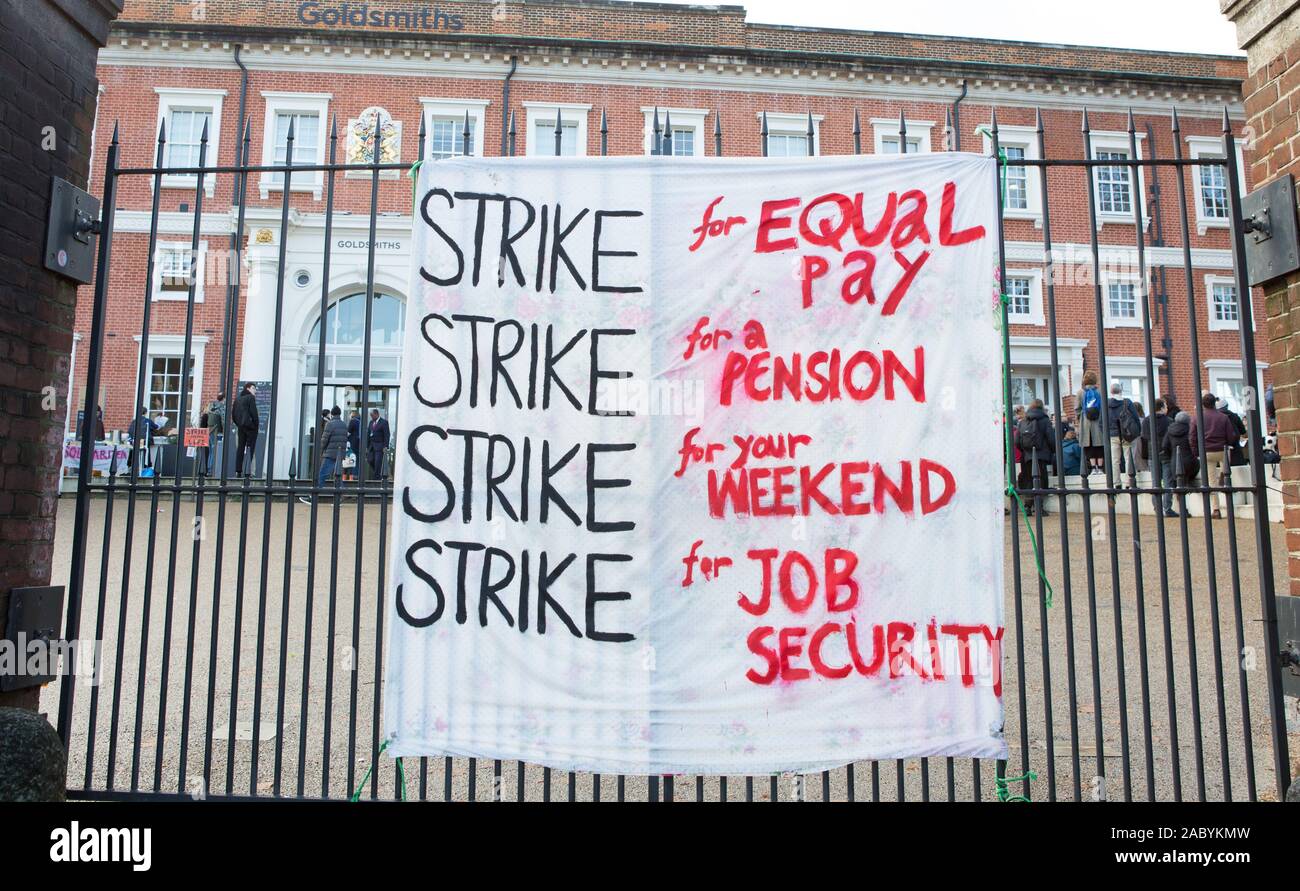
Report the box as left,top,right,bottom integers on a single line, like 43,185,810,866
653,0,1241,55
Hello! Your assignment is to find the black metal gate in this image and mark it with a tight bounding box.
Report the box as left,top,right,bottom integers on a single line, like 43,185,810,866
52,106,1293,801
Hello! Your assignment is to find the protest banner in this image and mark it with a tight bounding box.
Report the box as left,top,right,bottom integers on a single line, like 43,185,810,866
385,153,1007,774
62,440,130,475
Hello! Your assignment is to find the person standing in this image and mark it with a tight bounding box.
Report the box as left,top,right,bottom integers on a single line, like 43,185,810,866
1142,398,1175,516
1107,383,1140,488
206,392,226,476
231,383,260,477
1074,371,1105,475
1190,392,1236,519
368,408,390,480
1015,398,1055,516
305,406,349,501
128,407,158,470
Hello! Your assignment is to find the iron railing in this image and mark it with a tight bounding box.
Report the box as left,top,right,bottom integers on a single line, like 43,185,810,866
52,104,1293,802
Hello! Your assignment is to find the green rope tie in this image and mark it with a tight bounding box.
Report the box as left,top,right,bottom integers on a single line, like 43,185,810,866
996,770,1038,803
350,738,407,802
408,159,424,206
996,148,1055,610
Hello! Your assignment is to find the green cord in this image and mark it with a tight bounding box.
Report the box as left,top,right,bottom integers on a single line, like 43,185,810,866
408,158,424,206
996,769,1038,803
997,149,1055,610
350,738,408,802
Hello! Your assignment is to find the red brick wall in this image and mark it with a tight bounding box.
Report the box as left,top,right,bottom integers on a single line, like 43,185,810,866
0,0,122,710
71,56,1264,437
1242,39,1300,593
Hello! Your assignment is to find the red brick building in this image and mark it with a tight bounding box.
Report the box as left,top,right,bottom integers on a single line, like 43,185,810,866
72,0,1265,478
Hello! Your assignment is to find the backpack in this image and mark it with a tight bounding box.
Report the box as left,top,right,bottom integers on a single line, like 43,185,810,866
1117,400,1141,443
1016,417,1040,453
1082,387,1101,421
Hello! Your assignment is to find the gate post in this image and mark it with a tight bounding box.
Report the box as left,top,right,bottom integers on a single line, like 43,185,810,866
1222,0,1300,796
0,0,123,714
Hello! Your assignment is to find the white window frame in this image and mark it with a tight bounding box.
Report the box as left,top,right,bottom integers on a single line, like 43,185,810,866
1100,270,1148,329
979,125,1042,225
1003,267,1045,327
1205,359,1268,416
760,112,823,157
871,118,933,155
420,98,488,160
151,240,207,303
259,92,331,200
641,107,708,156
1204,274,1252,332
1105,356,1164,406
1186,135,1246,235
133,334,208,430
155,88,225,197
524,102,590,157
1088,131,1148,230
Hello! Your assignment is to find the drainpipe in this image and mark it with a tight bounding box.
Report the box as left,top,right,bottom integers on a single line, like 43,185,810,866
500,55,518,155
1145,121,1175,407
950,79,968,151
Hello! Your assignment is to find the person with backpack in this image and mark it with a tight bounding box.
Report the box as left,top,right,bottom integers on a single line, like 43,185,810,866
206,393,226,476
302,406,349,503
1142,398,1175,516
1108,382,1141,489
1074,370,1105,475
1016,398,1055,516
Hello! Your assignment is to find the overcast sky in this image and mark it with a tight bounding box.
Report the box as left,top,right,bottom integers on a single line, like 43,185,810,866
657,0,1241,55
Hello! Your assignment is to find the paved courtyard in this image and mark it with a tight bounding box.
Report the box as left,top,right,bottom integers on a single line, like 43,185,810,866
44,489,1299,801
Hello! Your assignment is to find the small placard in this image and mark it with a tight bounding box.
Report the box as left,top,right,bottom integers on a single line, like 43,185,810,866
183,427,209,448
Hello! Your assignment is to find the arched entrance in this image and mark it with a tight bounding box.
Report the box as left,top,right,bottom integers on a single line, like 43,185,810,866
298,290,405,478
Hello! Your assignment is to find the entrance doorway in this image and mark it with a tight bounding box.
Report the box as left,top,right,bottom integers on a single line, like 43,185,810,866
298,383,398,478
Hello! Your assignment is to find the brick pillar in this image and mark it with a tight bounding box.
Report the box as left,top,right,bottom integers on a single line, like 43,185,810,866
1222,0,1300,781
0,0,122,710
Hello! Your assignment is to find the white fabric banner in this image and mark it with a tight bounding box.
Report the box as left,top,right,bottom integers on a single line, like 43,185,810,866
386,152,1007,774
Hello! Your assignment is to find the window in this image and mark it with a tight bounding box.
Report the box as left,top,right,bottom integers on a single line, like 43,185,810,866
872,118,932,155
524,103,589,157
1089,131,1147,226
1106,356,1163,407
429,117,473,160
1212,281,1238,325
1205,360,1267,416
134,335,207,430
880,135,923,154
1107,281,1138,321
309,292,406,348
642,108,708,157
154,88,225,195
534,119,580,156
166,108,211,169
259,92,330,199
1205,276,1248,332
1187,136,1246,233
767,132,810,157
1006,276,1032,317
148,356,195,431
978,125,1042,223
763,113,823,157
1095,150,1132,215
1003,146,1029,210
152,242,207,302
421,99,488,159
1002,269,1044,326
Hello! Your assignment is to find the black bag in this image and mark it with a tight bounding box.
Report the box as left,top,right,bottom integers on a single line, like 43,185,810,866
1016,417,1039,454
1117,400,1141,442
